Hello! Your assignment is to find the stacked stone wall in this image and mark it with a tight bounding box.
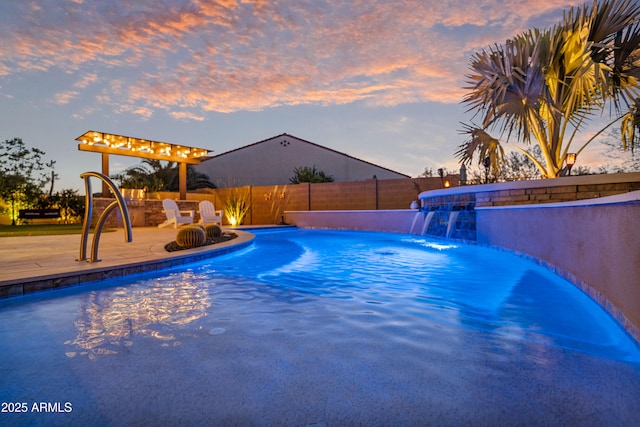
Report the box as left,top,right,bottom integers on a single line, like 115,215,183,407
475,181,640,207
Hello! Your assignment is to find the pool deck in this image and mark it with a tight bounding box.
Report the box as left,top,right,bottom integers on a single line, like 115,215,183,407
0,226,260,299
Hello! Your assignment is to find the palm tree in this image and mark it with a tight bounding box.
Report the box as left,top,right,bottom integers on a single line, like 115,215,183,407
115,159,215,191
456,0,640,178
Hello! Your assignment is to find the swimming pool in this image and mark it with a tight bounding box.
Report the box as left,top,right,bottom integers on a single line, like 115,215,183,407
1,228,639,425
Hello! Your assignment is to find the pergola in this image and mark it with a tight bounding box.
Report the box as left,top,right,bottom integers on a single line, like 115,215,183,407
76,130,211,200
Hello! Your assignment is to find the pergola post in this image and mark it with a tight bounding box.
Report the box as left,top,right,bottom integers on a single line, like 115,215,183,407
179,162,187,200
101,153,110,197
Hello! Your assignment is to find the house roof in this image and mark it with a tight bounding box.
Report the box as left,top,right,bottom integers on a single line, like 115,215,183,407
205,133,410,178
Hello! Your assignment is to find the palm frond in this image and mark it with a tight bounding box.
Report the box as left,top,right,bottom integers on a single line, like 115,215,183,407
463,32,554,145
621,98,640,151
459,0,640,178
456,123,505,173
586,0,640,107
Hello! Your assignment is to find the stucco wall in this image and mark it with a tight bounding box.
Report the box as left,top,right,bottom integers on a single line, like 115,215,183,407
285,210,416,234
475,192,640,342
194,134,409,187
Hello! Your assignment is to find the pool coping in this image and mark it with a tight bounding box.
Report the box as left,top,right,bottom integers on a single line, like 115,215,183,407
0,229,256,299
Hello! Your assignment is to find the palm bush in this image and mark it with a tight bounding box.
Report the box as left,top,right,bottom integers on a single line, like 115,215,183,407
289,166,334,183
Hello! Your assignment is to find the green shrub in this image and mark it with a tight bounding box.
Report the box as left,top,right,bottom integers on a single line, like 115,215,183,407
176,225,206,249
205,224,222,239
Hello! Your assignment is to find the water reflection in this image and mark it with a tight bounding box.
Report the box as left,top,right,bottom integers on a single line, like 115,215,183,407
65,272,210,359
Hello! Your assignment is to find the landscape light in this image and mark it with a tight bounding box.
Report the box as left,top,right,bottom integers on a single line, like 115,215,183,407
566,153,577,175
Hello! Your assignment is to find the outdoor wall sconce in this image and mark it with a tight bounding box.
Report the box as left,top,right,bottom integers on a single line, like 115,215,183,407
566,153,577,175
444,180,450,188
264,193,272,201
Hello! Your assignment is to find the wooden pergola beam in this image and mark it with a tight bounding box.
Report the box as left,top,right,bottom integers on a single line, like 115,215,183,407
76,130,211,200
78,144,203,165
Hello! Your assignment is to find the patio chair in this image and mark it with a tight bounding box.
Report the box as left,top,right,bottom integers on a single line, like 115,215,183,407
158,198,195,228
198,200,224,226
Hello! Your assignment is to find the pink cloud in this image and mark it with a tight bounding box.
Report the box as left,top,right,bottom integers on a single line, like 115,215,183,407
132,107,154,118
170,111,205,121
54,91,79,105
73,73,98,89
0,63,10,77
0,0,588,119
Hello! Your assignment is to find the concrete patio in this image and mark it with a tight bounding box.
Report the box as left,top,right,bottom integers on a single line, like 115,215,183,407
0,226,255,299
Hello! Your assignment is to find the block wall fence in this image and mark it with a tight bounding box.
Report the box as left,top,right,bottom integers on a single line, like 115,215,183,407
90,176,455,227
91,172,640,228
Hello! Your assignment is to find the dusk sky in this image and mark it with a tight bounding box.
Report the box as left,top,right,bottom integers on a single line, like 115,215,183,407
2,0,618,193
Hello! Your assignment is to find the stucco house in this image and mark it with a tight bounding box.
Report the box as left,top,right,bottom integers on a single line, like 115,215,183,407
195,133,410,187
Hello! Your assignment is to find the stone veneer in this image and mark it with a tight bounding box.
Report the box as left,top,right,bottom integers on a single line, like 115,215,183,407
416,172,640,242
91,198,200,228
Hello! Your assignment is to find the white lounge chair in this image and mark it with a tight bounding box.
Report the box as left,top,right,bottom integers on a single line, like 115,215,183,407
158,198,195,228
198,200,224,226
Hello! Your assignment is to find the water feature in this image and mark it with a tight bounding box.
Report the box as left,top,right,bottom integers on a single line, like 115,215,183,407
409,210,436,236
421,210,435,236
446,211,460,238
1,228,638,425
410,209,462,239
409,210,422,234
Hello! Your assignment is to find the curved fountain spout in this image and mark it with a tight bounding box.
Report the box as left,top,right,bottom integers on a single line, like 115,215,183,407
421,211,435,236
446,211,460,238
78,172,133,262
409,211,422,235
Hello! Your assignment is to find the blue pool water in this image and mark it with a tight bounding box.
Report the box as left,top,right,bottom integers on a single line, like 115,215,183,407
1,228,639,426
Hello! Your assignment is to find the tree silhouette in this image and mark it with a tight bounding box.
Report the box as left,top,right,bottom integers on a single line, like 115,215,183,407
0,138,55,225
289,165,334,184
115,159,215,191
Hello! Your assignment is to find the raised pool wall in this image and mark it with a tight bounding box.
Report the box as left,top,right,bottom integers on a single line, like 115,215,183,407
285,173,640,342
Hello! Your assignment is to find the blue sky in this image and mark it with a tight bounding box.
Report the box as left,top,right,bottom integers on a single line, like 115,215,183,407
1,0,613,192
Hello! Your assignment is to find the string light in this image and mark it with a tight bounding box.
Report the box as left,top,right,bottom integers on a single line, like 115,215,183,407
76,130,211,163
